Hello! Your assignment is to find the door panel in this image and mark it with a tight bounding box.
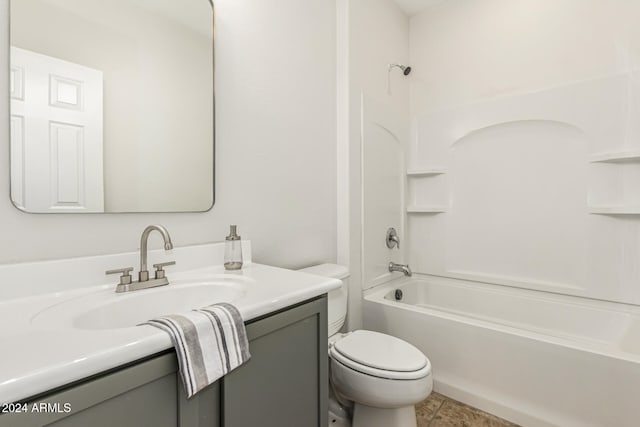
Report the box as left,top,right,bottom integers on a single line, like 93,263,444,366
10,47,104,212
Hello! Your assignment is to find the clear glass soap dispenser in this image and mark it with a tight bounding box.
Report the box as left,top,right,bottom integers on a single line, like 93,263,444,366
224,225,243,270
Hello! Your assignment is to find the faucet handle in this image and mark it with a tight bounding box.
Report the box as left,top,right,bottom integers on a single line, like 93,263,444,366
386,227,400,249
153,261,176,279
106,267,134,285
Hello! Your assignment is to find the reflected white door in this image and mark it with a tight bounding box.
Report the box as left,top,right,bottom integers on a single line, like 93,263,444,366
10,47,104,212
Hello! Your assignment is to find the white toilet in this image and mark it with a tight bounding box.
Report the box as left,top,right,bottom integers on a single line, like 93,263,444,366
299,264,433,427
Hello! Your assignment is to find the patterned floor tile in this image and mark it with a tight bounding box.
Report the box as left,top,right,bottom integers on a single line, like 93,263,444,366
416,393,520,427
416,392,446,426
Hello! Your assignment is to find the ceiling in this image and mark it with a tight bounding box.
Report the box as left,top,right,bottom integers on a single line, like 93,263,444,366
394,0,447,16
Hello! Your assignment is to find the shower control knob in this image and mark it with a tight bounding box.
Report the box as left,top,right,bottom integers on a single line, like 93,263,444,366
386,227,400,249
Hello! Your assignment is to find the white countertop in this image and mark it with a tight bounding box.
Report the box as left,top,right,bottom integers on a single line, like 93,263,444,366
0,244,340,404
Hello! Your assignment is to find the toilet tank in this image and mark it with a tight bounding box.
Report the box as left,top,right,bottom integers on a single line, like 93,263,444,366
298,264,349,336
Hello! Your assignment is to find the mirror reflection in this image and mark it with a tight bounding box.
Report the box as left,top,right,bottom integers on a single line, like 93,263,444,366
10,0,214,213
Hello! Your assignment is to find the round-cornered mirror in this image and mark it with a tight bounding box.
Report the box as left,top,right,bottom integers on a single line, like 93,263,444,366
9,0,214,213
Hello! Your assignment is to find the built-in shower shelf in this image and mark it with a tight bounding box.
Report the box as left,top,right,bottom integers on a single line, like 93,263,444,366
588,205,640,215
406,168,447,177
590,150,640,163
407,205,447,214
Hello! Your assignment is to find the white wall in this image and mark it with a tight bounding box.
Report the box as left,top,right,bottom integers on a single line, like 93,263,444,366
0,0,336,269
408,0,640,305
410,0,640,113
341,0,409,328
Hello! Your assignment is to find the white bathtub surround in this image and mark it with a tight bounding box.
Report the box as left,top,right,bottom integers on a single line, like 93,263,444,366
361,95,408,290
364,276,640,427
402,0,640,304
0,242,340,404
405,74,640,306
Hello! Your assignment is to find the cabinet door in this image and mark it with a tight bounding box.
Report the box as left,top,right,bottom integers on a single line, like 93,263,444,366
0,354,178,427
0,353,220,427
223,297,328,427
47,375,177,427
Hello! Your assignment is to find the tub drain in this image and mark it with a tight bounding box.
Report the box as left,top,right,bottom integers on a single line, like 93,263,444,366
394,289,403,301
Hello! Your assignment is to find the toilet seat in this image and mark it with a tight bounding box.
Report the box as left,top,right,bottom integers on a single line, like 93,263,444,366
330,330,430,380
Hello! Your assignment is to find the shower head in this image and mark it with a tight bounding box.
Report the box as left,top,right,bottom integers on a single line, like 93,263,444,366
389,63,412,76
387,63,412,96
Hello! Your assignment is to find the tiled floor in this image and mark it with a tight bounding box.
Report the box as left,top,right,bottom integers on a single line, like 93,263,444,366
416,392,520,427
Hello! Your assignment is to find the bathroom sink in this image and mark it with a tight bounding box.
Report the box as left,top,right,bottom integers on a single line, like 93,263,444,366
31,278,248,330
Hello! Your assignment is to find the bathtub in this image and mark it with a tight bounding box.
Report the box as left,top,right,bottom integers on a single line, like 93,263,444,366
363,275,640,427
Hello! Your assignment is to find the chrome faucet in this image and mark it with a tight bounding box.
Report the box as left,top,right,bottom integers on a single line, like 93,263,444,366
139,225,173,282
389,262,412,277
106,225,176,293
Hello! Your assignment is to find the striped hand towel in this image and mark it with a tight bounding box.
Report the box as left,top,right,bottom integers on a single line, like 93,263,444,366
144,303,251,398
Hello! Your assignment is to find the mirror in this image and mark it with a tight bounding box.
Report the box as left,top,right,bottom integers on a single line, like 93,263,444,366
9,0,214,213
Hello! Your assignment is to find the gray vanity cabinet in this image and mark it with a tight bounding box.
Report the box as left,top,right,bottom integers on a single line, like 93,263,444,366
0,296,327,427
223,295,328,427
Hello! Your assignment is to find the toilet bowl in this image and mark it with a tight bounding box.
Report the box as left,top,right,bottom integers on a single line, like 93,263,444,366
299,264,433,427
330,330,432,427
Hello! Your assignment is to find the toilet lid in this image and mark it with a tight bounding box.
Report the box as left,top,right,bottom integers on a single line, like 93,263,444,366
332,330,427,373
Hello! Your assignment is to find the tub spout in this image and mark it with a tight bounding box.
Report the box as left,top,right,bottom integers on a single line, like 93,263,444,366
389,262,412,277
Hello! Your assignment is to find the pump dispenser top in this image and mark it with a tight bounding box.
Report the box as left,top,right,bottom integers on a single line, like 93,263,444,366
226,225,240,241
